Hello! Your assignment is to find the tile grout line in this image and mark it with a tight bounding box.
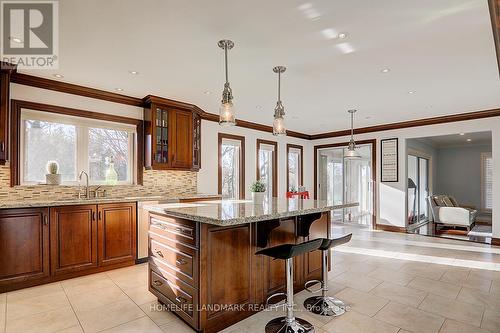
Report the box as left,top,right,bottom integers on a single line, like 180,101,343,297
60,281,85,333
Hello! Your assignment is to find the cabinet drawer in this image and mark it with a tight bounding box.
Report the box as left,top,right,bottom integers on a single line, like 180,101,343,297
149,236,195,284
149,214,197,248
149,267,198,328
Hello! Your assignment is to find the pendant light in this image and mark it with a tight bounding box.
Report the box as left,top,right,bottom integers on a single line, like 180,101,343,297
345,109,361,159
272,66,286,136
218,39,236,126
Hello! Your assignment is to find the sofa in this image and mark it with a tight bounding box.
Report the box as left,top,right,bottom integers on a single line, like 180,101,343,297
428,195,477,231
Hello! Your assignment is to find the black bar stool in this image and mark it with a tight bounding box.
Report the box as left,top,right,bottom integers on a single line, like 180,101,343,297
256,238,323,333
303,234,352,316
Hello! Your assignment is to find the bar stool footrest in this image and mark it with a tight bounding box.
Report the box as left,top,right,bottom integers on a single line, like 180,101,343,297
265,292,286,309
304,296,347,317
265,316,315,333
304,279,323,293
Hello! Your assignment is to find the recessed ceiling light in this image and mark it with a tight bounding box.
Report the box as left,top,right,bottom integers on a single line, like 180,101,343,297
53,74,64,78
381,68,391,73
365,116,371,119
338,33,348,39
408,91,415,94
128,70,139,75
9,36,22,43
459,133,465,136
466,138,472,142
203,90,211,95
115,88,124,91
255,105,263,110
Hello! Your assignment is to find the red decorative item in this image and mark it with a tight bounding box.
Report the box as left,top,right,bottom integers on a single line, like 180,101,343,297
286,191,310,199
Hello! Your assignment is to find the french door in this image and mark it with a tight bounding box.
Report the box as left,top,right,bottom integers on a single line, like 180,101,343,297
407,155,429,225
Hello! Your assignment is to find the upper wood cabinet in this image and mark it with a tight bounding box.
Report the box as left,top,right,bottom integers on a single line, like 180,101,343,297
143,95,202,171
0,64,16,165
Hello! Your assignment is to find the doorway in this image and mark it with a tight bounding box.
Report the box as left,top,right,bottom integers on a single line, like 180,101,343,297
315,140,376,229
407,154,430,226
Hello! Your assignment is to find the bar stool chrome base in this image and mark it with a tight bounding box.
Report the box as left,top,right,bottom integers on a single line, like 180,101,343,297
265,317,315,333
303,296,346,316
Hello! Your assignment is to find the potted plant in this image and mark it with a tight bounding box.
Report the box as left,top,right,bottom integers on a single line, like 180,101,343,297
250,179,266,202
45,161,61,185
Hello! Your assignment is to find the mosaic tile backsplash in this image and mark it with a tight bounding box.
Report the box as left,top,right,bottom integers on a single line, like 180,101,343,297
0,164,198,201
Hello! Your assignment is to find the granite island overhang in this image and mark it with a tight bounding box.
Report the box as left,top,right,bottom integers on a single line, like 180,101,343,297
143,198,358,333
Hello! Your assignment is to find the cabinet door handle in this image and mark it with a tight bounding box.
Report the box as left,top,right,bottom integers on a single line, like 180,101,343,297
98,211,102,220
176,258,187,266
153,280,163,287
175,296,187,304
43,215,48,225
92,212,96,221
155,250,164,258
0,141,4,152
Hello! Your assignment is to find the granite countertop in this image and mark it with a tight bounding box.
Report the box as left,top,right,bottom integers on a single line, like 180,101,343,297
144,198,359,226
0,193,221,209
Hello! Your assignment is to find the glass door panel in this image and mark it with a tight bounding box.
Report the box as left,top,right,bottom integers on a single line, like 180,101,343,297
407,154,429,225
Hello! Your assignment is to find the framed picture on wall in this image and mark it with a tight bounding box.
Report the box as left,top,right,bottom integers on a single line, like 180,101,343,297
381,138,398,182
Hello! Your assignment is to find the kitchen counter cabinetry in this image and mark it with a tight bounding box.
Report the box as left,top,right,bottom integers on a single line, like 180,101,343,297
0,202,137,292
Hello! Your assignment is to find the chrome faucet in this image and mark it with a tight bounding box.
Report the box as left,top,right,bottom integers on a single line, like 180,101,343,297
78,171,89,199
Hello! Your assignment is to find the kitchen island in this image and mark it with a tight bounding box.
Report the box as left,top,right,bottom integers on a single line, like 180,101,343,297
144,198,357,333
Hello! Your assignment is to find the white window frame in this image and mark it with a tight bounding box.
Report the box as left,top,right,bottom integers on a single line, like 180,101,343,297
259,144,275,199
221,138,242,199
20,109,136,186
481,152,492,212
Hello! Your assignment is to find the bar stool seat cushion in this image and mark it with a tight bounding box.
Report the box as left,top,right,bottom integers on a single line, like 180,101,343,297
255,238,323,260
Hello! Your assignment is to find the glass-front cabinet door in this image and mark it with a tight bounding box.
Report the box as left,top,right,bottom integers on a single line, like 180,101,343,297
155,107,169,165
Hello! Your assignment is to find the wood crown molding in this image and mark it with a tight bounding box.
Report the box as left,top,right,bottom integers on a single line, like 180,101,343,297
310,108,500,140
6,71,500,141
489,0,500,77
11,72,144,107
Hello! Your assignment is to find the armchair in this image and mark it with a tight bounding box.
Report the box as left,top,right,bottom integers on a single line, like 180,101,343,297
428,195,477,231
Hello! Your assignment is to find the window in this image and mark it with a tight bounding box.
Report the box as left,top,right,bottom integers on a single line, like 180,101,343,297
218,133,245,199
287,144,303,192
481,152,492,211
257,139,277,198
21,110,136,185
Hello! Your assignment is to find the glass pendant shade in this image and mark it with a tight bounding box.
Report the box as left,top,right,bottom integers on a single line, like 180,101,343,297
219,101,236,126
273,116,286,136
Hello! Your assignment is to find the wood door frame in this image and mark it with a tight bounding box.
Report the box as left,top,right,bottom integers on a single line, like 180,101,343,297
10,99,144,186
286,144,303,192
313,139,377,229
218,133,246,199
256,139,278,197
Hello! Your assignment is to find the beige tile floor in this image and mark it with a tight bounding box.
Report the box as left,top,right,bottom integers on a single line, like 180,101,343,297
1,225,500,333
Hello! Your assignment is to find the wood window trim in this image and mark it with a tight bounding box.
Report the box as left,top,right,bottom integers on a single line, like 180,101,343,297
10,99,144,187
218,133,245,199
313,139,377,229
286,144,303,192
256,139,278,197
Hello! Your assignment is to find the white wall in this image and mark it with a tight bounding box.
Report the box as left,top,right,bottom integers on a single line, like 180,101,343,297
198,120,312,199
312,117,500,238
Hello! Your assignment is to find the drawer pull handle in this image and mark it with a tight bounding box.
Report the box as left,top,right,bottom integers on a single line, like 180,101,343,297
175,227,192,236
175,296,187,304
176,258,187,266
153,280,163,287
155,250,164,258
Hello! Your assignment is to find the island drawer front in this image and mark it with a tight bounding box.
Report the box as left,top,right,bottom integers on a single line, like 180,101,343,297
149,214,197,248
149,267,198,328
149,235,196,285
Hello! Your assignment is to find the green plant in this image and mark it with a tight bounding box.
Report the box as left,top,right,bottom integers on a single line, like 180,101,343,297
250,179,266,193
46,161,59,174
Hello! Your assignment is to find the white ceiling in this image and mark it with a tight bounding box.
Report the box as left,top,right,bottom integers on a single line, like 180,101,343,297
415,131,492,148
20,0,500,134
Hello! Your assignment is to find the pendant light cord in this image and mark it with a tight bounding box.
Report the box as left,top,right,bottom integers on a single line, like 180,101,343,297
224,46,229,84
350,112,354,139
277,71,281,101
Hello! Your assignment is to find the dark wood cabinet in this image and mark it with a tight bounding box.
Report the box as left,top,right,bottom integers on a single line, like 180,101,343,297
0,208,50,287
50,205,98,276
143,95,202,171
98,202,137,267
0,65,15,164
